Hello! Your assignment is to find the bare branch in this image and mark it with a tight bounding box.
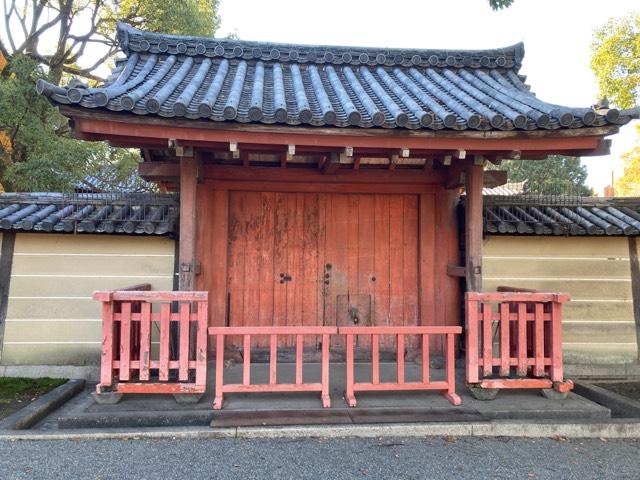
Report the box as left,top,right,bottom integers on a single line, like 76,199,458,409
62,64,104,82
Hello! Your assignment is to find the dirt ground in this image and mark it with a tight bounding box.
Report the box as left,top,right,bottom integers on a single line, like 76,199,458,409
0,377,66,420
596,382,640,402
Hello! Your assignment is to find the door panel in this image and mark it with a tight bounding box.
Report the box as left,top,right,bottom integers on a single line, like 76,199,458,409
227,191,420,350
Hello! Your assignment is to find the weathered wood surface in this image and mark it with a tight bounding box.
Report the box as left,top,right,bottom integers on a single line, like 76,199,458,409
225,192,421,350
179,156,198,291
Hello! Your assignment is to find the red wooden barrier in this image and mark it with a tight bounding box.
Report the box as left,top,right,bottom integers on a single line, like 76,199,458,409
340,326,463,407
208,326,337,409
93,289,208,396
465,291,573,395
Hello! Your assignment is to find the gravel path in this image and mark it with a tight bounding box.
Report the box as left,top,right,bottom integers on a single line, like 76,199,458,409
1,436,639,479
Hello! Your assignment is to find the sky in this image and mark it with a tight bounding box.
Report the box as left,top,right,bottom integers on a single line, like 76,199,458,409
215,0,639,195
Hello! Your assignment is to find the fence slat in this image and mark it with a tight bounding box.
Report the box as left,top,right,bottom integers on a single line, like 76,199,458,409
296,334,303,386
139,302,151,381
534,303,545,377
243,335,251,386
499,302,510,377
550,301,563,382
214,333,225,409
269,334,277,385
99,301,115,389
159,302,171,381
517,302,527,377
372,334,380,385
321,333,330,408
195,301,208,388
422,334,430,383
345,333,356,407
397,334,405,385
119,302,132,382
466,298,479,384
482,302,493,377
179,302,190,381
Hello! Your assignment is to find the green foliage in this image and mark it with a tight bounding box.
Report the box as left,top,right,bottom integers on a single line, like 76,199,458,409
615,125,640,196
591,13,640,109
496,156,592,196
0,0,221,192
0,377,66,397
488,0,515,10
110,0,221,37
0,56,139,191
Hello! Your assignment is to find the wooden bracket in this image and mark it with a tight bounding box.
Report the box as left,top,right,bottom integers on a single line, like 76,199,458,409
447,264,466,278
230,141,240,159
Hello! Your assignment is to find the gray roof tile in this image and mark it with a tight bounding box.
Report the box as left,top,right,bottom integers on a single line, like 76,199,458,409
37,22,632,131
483,197,640,236
0,193,177,235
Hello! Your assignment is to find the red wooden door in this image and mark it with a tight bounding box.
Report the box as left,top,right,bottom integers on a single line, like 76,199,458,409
226,192,419,348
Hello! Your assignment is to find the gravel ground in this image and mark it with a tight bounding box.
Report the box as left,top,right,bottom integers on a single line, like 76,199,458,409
0,436,639,479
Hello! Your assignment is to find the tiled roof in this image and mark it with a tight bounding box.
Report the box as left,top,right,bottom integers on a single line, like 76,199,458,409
483,181,527,196
483,197,640,236
0,193,177,235
37,23,633,131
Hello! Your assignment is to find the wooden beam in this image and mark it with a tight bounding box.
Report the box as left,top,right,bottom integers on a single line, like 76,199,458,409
63,106,620,141
73,116,610,153
0,232,16,361
465,161,484,292
179,156,199,291
207,180,439,194
203,164,446,184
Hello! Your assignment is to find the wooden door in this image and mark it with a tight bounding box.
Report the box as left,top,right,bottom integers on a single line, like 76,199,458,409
226,191,419,349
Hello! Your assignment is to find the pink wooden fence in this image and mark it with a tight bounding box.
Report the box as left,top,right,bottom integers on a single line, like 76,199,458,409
465,291,573,393
208,326,337,409
93,288,208,396
340,326,463,406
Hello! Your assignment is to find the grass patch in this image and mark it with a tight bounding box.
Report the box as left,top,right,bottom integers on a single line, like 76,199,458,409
0,377,67,420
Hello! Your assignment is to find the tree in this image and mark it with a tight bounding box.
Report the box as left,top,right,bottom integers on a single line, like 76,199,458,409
496,156,593,196
1,1,220,84
0,1,221,192
488,0,514,10
615,125,640,196
591,13,639,197
591,12,639,110
0,55,140,191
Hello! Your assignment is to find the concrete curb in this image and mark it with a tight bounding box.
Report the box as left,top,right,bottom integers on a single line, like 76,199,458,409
2,420,640,441
574,380,640,418
0,379,85,430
